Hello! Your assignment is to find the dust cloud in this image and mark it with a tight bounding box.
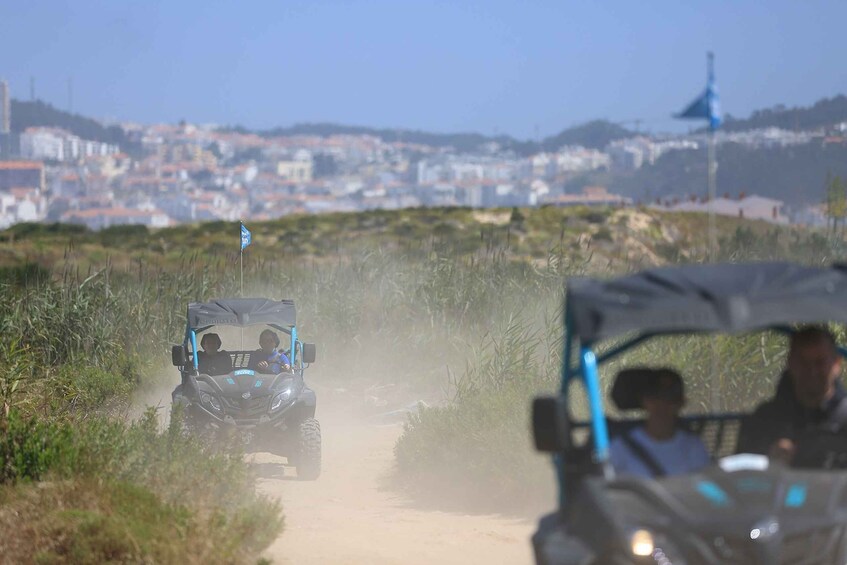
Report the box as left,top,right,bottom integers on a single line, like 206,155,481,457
253,330,551,565
257,382,540,565
129,305,554,564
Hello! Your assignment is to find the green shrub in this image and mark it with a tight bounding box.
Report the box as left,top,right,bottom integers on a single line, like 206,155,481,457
0,262,51,287
0,409,282,563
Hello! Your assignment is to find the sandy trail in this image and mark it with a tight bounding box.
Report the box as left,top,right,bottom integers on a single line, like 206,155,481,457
256,415,537,565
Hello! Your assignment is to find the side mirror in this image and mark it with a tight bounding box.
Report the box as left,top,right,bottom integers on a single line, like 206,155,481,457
172,344,188,367
302,343,316,364
532,396,571,452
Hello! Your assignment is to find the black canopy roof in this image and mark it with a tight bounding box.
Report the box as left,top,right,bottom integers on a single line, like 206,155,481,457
567,262,847,343
187,298,296,329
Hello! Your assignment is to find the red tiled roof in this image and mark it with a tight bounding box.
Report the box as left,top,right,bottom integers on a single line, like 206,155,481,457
0,161,43,171
63,207,165,219
10,188,37,198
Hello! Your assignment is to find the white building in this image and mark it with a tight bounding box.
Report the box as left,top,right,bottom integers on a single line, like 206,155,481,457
660,195,789,224
20,127,118,162
20,128,65,161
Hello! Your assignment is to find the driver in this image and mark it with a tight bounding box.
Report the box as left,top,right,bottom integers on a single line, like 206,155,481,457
197,333,232,376
249,329,291,374
737,326,847,463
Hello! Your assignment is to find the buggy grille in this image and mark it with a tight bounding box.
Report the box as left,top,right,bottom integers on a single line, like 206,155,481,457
221,395,268,419
780,526,844,565
706,526,844,565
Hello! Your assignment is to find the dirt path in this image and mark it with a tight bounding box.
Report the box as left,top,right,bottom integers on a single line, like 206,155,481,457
256,417,537,565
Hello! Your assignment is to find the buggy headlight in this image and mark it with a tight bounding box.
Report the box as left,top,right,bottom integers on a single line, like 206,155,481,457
630,529,654,557
200,391,222,413
270,389,292,412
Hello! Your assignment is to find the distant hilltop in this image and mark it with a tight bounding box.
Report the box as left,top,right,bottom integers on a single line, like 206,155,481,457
719,95,847,133
9,93,847,157
9,100,139,155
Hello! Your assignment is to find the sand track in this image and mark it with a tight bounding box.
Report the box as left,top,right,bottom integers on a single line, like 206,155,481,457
257,417,537,565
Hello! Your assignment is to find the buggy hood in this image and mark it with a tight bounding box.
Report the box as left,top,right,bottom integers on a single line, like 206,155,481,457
187,298,296,330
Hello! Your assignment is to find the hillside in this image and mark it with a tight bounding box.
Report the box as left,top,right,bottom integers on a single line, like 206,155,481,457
0,205,834,274
539,119,635,151
567,141,847,208
10,99,140,154
721,94,847,132
228,119,635,155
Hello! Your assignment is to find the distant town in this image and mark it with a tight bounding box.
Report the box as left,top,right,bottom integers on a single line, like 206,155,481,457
0,79,843,231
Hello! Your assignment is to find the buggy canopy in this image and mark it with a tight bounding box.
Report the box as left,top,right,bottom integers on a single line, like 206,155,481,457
187,298,296,330
567,262,847,343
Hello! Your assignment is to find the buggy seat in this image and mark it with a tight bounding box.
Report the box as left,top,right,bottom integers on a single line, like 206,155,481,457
212,351,292,371
572,368,747,460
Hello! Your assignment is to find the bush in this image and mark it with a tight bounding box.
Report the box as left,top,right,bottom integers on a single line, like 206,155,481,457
0,263,51,287
0,409,282,563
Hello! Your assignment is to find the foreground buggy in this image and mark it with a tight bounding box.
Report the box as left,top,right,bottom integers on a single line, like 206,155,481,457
532,263,847,564
171,298,320,479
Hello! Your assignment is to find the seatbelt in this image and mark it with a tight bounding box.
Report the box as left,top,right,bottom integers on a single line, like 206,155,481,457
620,431,667,478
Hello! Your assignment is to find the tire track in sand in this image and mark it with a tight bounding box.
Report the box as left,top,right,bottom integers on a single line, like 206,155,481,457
256,416,537,565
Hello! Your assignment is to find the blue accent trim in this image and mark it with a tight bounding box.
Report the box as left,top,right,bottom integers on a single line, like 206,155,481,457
254,379,263,388
581,347,609,461
785,484,807,508
234,369,254,376
736,477,771,493
291,326,298,365
226,378,236,385
697,481,731,507
190,330,198,370
566,334,665,377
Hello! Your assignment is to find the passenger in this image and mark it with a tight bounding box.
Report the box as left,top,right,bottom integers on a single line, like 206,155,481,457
197,333,233,376
609,369,710,478
737,326,847,463
249,329,291,374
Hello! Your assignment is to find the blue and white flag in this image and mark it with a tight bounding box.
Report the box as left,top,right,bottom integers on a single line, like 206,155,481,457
240,222,252,251
676,52,722,131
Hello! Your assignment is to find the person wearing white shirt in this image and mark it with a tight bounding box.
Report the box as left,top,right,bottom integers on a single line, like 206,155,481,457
609,369,710,478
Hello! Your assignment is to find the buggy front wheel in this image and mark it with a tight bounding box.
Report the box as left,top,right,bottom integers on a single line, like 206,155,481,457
294,418,322,480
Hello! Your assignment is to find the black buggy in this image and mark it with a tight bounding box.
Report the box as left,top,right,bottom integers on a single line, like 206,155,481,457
171,298,321,479
532,262,847,564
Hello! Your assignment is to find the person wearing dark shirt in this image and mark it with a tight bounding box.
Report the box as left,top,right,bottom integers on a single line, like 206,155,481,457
249,329,291,374
737,326,847,463
197,333,233,376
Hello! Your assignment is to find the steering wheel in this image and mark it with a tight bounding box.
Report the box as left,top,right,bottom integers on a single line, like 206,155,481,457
790,426,847,469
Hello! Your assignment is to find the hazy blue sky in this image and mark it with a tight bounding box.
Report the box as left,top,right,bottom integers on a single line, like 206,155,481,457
1,1,846,138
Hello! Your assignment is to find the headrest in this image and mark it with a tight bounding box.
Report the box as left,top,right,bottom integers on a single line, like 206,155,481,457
200,332,222,349
611,367,683,410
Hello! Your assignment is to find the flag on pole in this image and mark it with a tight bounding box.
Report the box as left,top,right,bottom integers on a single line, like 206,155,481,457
676,52,722,131
240,222,252,251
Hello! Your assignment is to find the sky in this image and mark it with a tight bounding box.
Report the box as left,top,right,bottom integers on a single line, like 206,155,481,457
1,0,846,139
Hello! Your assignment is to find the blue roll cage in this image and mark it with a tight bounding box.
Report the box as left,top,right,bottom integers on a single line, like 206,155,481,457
183,322,302,372
555,302,847,509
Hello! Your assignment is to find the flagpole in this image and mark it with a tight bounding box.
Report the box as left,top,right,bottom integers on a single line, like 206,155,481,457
705,52,720,411
239,221,244,350
706,52,717,263
708,128,716,261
